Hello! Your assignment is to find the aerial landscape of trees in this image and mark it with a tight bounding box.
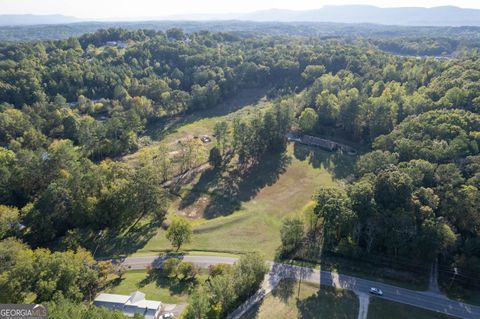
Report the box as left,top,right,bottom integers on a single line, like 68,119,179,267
0,24,479,316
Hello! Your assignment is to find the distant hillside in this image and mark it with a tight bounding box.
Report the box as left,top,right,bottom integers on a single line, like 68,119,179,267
0,14,80,26
4,5,480,27
170,5,480,27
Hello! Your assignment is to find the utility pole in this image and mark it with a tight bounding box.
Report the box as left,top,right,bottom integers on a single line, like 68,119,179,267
297,237,308,299
92,230,104,258
448,267,458,290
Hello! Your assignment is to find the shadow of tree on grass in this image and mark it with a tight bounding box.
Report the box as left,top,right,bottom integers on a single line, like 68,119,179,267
292,143,356,180
94,222,160,258
271,279,296,304
179,151,292,219
177,166,225,211
240,298,264,319
138,268,199,297
297,286,359,319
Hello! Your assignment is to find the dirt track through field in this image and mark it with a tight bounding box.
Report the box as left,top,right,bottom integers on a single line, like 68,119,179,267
357,292,370,319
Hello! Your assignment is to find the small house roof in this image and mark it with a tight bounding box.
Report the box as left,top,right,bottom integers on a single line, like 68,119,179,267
94,291,162,311
135,300,162,309
127,291,145,304
94,293,130,304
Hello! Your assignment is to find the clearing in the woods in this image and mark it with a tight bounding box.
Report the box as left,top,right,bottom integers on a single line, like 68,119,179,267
100,89,355,259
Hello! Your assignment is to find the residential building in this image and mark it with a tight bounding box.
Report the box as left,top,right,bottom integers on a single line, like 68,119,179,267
94,291,163,319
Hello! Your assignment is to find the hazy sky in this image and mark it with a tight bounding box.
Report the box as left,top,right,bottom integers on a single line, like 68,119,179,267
2,0,480,19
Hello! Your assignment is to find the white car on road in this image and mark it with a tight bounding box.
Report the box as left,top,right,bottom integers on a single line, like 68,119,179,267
160,313,174,319
369,287,384,296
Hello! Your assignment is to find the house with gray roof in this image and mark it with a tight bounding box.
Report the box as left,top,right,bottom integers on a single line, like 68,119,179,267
94,291,163,319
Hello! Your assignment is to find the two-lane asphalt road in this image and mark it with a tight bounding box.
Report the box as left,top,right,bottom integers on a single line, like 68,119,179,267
120,255,238,269
273,262,480,319
120,255,480,319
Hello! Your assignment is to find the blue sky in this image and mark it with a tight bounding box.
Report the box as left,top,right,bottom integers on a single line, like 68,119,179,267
1,0,480,18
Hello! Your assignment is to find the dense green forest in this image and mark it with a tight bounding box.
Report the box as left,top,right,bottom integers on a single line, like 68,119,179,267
0,27,479,313
4,21,480,57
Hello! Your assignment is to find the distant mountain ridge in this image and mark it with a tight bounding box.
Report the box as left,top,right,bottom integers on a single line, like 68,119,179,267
235,5,480,26
3,5,480,27
0,14,80,26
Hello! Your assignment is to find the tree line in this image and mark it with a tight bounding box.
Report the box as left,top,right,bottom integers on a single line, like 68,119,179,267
1,26,480,310
281,109,480,290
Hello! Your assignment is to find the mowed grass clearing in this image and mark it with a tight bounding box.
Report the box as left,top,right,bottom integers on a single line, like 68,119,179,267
243,279,358,319
134,144,349,259
118,86,355,259
105,270,207,304
367,297,458,319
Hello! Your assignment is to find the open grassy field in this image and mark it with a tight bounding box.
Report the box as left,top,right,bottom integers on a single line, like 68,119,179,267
96,87,356,259
243,279,359,319
95,86,432,292
367,298,458,319
133,143,351,259
105,270,207,304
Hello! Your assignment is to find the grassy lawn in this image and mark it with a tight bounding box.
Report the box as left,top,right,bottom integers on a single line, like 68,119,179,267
98,88,355,259
134,143,351,259
105,87,355,260
367,298,458,319
243,279,358,319
105,270,207,304
103,83,356,260
95,84,432,297
96,85,428,291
